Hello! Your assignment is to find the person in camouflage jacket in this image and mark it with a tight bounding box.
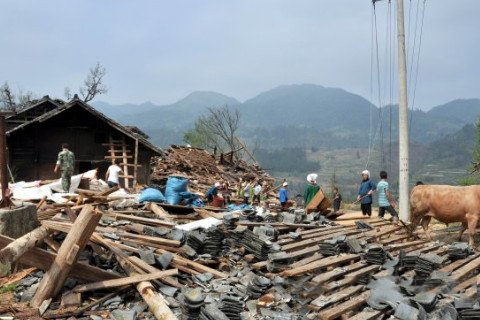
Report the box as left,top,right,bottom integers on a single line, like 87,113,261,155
54,143,75,192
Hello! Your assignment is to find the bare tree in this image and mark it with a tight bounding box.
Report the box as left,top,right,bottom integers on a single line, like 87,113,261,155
79,62,108,102
0,82,16,111
199,105,241,154
64,87,72,100
0,82,37,112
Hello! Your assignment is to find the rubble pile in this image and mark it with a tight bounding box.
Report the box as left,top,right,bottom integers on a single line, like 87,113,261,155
150,145,274,194
1,151,480,319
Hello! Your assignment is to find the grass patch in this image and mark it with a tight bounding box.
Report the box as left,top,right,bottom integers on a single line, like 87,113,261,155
0,284,17,293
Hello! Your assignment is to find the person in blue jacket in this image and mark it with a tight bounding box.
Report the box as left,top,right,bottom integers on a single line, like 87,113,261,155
357,170,376,217
206,182,221,204
279,182,289,210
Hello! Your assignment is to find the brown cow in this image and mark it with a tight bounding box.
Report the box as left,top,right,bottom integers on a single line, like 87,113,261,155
410,184,480,247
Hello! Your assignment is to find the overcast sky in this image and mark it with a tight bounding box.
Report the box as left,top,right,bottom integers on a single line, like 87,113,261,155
0,1,478,109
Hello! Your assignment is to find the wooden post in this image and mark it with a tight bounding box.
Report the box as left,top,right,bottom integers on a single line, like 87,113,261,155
121,137,130,189
0,226,50,264
30,205,101,308
0,113,15,208
134,138,139,188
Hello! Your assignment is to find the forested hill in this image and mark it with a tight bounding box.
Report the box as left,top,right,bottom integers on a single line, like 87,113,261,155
94,84,480,149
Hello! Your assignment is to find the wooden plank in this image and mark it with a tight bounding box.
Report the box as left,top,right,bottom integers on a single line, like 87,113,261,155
321,265,380,293
310,285,363,311
290,253,323,269
104,211,175,228
311,261,368,285
281,254,360,277
129,256,181,288
104,155,133,159
73,269,178,293
348,310,384,320
440,253,480,273
317,291,370,320
451,254,480,281
282,229,362,252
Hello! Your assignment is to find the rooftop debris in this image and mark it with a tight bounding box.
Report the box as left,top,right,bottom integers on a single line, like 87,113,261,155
150,145,274,195
1,146,480,319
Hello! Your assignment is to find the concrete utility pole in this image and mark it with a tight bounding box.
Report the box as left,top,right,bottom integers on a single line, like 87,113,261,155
396,0,410,221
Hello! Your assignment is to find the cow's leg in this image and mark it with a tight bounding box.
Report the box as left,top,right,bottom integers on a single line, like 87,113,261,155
467,214,478,248
421,216,432,240
458,222,468,241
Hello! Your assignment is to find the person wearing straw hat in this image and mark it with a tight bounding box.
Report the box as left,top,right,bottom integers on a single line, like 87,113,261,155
357,170,376,216
304,173,320,207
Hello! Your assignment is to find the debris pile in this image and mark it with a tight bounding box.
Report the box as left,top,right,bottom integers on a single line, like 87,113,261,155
150,145,274,194
1,149,480,319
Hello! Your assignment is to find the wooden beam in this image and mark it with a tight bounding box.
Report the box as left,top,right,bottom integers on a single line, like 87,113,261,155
31,205,101,308
281,254,360,277
0,226,50,264
118,259,178,320
134,138,138,187
0,234,120,283
316,291,370,320
73,269,178,293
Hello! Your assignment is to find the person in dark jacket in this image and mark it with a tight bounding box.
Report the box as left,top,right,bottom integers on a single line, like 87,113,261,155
357,170,376,216
332,187,342,213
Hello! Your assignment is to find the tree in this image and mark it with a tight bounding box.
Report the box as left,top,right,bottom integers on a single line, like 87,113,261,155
185,106,241,153
79,62,108,102
184,119,219,151
466,119,480,185
0,82,15,111
0,82,37,112
65,62,108,102
199,106,241,153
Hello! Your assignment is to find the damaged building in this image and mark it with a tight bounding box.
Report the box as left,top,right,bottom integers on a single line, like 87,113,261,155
5,95,161,187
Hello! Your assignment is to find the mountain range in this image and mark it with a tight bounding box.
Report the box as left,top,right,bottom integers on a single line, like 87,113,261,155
93,84,480,150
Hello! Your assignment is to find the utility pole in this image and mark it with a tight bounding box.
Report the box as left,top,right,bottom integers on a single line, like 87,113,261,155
396,0,410,221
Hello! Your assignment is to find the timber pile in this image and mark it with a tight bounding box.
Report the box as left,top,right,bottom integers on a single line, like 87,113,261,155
2,181,480,319
150,145,274,194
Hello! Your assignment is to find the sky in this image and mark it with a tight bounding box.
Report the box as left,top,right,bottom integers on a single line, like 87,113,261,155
0,0,479,110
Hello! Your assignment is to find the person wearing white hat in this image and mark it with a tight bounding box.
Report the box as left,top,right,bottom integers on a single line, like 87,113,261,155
279,182,289,210
206,182,221,204
357,170,376,216
304,173,320,207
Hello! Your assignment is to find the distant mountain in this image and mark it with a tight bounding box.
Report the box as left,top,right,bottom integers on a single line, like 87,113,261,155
93,84,480,149
427,99,480,125
95,91,240,129
241,84,373,130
